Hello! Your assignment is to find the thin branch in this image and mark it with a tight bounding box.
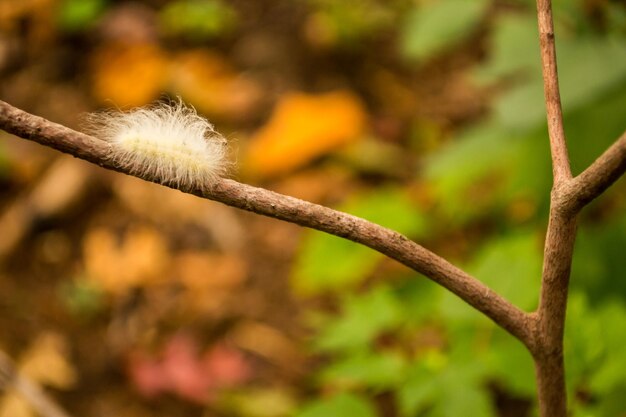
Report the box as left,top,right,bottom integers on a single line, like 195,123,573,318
0,350,73,417
0,100,535,348
536,0,571,184
567,130,626,211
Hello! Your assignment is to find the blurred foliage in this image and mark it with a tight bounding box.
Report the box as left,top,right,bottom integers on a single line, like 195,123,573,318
0,0,626,416
0,143,8,178
296,392,378,417
304,0,406,47
294,187,426,294
159,0,237,40
293,1,626,417
57,0,107,32
402,0,489,61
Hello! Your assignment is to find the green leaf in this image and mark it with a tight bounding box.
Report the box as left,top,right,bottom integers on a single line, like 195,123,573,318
564,292,626,416
397,362,438,416
395,276,441,324
475,13,626,129
423,79,626,226
57,0,107,32
294,235,380,295
473,15,540,85
424,123,522,223
571,211,626,302
563,85,626,176
293,187,426,294
439,383,493,417
296,393,378,417
468,232,541,310
591,302,626,393
314,286,403,353
160,0,237,40
398,356,495,417
486,331,536,397
557,38,626,114
495,37,626,129
218,388,296,417
320,350,406,390
307,0,397,45
440,232,541,324
402,0,489,60
58,278,105,317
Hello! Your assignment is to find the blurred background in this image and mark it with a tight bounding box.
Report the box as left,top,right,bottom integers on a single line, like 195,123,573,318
0,0,626,416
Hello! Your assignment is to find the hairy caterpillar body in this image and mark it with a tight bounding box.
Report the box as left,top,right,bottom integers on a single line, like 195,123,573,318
86,100,229,191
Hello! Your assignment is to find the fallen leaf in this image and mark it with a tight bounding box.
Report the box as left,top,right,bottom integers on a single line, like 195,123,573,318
127,334,212,403
83,226,170,295
172,251,247,316
126,334,252,404
175,251,247,292
90,42,168,107
202,344,251,386
161,334,215,403
0,391,34,417
230,321,303,373
0,332,76,417
245,91,367,178
126,351,167,398
19,332,77,389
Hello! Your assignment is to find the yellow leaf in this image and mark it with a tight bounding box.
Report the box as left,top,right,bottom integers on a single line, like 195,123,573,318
83,226,170,295
230,321,302,372
245,91,367,178
175,251,247,292
0,333,75,417
90,42,168,107
173,252,247,316
19,332,77,389
0,391,35,417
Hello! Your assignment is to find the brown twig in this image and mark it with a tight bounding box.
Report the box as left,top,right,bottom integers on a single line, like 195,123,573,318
536,0,571,184
534,0,573,414
531,0,618,415
534,208,575,417
568,131,626,211
0,350,72,417
0,99,535,347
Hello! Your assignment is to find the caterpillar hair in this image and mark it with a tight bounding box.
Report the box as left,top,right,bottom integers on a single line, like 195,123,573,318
85,100,230,191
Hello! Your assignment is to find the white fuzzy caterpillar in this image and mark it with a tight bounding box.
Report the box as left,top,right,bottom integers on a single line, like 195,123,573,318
86,100,229,191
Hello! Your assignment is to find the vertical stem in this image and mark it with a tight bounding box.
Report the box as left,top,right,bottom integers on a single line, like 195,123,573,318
534,348,568,417
534,210,577,417
536,0,571,183
534,1,574,415
538,209,577,346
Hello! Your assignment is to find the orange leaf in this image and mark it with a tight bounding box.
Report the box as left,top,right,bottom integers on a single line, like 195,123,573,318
245,91,367,178
90,42,168,107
